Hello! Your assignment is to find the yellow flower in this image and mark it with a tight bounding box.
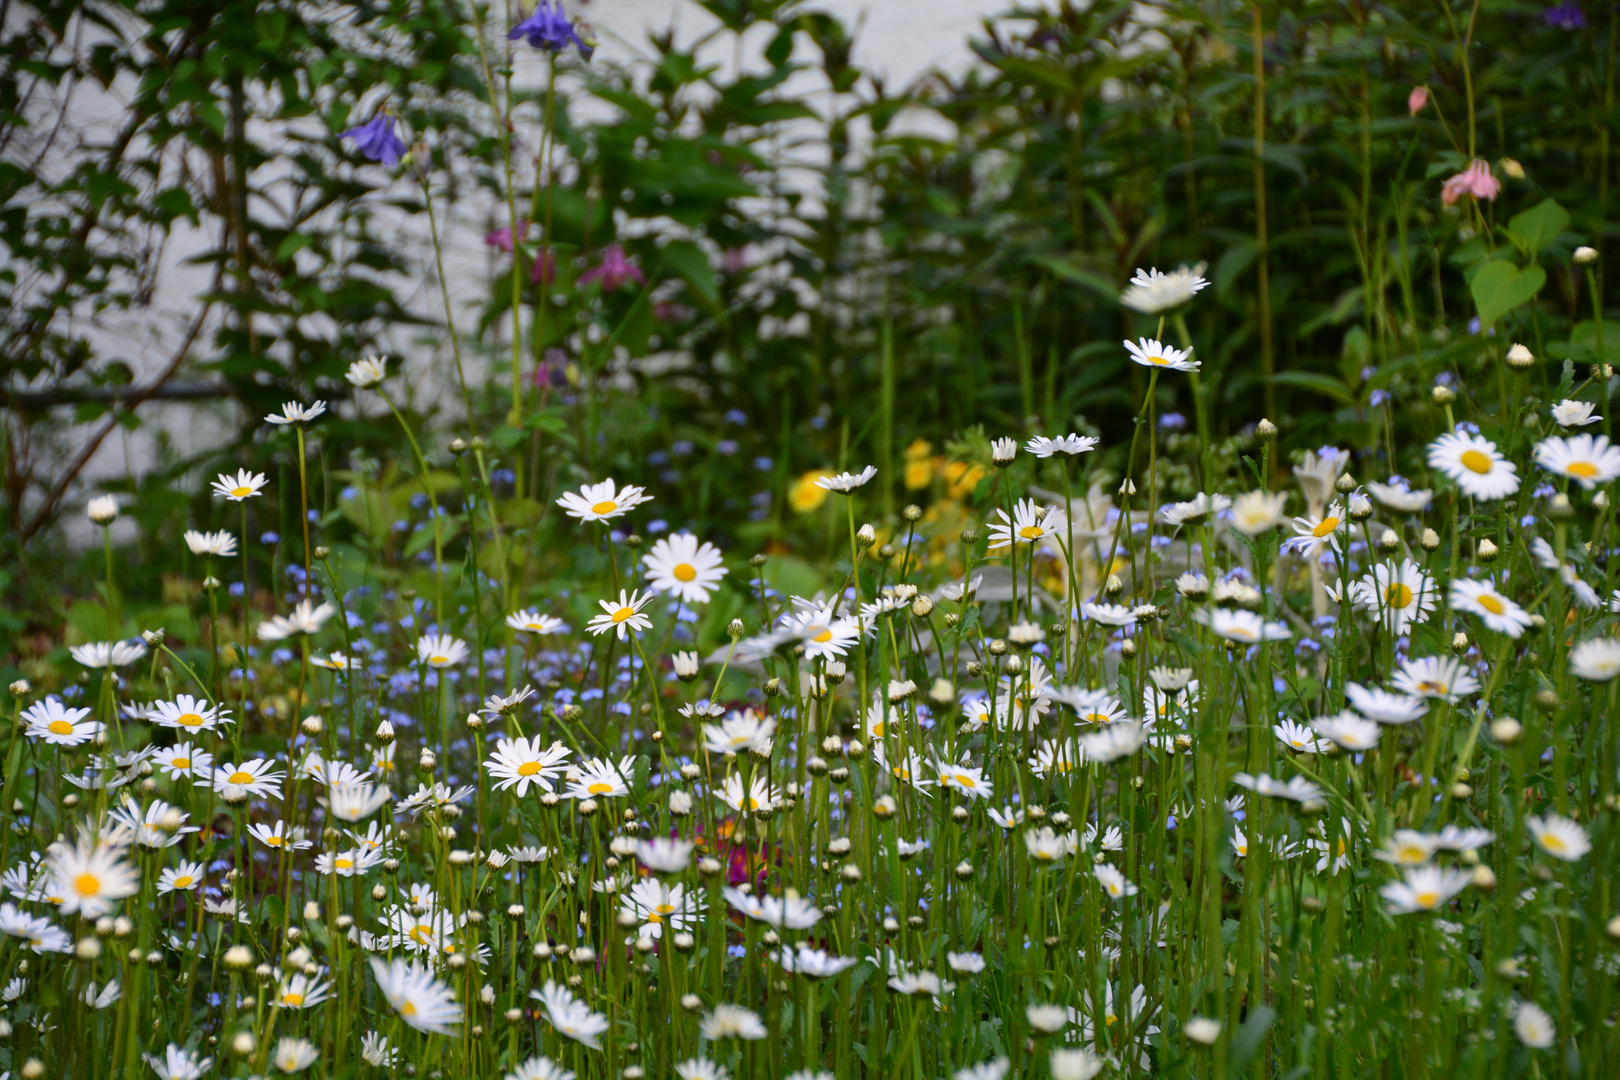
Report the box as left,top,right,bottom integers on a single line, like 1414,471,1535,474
790,471,833,513
903,440,934,490
943,461,985,500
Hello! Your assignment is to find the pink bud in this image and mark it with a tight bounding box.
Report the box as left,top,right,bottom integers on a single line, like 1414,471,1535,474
1408,86,1430,116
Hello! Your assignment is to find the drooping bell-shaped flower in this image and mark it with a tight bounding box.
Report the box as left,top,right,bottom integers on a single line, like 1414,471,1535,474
340,113,408,167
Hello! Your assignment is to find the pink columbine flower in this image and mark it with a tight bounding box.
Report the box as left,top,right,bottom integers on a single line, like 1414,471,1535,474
1408,86,1429,116
1441,159,1501,206
485,221,530,253
529,247,557,286
579,245,646,291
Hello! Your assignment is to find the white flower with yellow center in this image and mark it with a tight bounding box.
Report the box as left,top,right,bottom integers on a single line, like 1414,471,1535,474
1380,864,1471,914
1427,432,1519,500
505,609,567,635
212,468,267,501
561,756,634,800
46,833,139,918
1391,655,1480,702
1449,579,1534,637
21,698,101,746
1372,830,1439,867
1229,489,1288,535
1527,813,1590,861
415,633,467,668
371,957,462,1035
532,979,607,1047
346,355,387,388
484,736,571,797
783,600,859,660
156,860,204,894
1093,863,1138,900
204,758,286,800
1534,433,1620,489
272,1037,320,1073
264,400,327,426
1349,559,1437,635
556,478,652,522
1120,263,1209,313
247,821,312,851
584,589,654,640
643,531,728,603
702,709,776,755
987,497,1058,549
1194,607,1291,644
934,758,993,800
150,694,230,733
1550,399,1600,428
256,599,336,641
813,465,877,492
1570,637,1620,682
1280,501,1346,556
1123,336,1198,371
1311,710,1381,751
716,772,783,814
183,529,237,557
1514,1001,1556,1048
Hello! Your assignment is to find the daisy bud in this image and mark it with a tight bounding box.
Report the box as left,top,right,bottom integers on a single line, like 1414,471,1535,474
1596,363,1615,379
448,437,467,455
856,523,876,547
673,932,696,952
699,857,723,876
882,916,900,934
1254,417,1277,441
992,437,1018,466
577,799,599,818
1378,528,1399,551
336,915,353,930
448,953,467,970
617,910,640,929
533,942,553,959
1347,494,1372,520
202,575,223,591
541,792,561,808
846,739,866,759
253,963,273,983
955,860,975,880
672,651,701,680
1535,689,1561,713
86,494,118,524
1476,538,1498,562
1471,864,1497,890
1452,782,1473,799
1606,915,1620,939
911,595,934,617
374,719,395,742
1451,632,1470,654
113,916,132,937
8,679,29,696
960,527,978,544
841,863,862,882
127,948,143,963
928,678,955,704
1548,493,1574,520
1574,245,1599,264
951,805,970,823
94,918,114,936
571,946,596,965
505,1008,525,1023
560,703,584,722
1185,1016,1223,1045
301,715,323,735
1120,639,1137,658
681,993,704,1013
669,789,693,816
727,619,746,639
873,795,897,819
749,553,768,568
21,1058,44,1080
286,927,303,944
878,543,897,559
224,944,254,969
1491,717,1523,743
1420,527,1440,551
418,749,437,770
1003,654,1024,675
465,713,483,730
763,677,784,698
1506,343,1534,369
966,660,984,677
1105,574,1124,596
902,503,922,521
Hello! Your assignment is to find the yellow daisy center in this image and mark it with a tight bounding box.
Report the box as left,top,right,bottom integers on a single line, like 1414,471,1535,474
1459,449,1494,474
517,761,542,777
429,655,448,665
1567,460,1599,478
1476,593,1506,615
402,999,418,1017
674,563,697,582
178,713,204,727
1019,525,1044,540
410,925,433,944
1313,516,1340,537
1147,354,1168,365
1418,680,1446,694
1541,833,1568,853
74,873,101,897
283,992,304,1006
1399,845,1425,862
227,770,254,784
173,757,190,769
47,720,73,735
1415,891,1439,908
656,903,675,915
588,782,614,795
231,486,253,498
172,875,193,888
591,500,618,515
870,722,886,737
335,857,353,870
647,912,663,923
1385,583,1414,608
813,628,833,643
611,607,634,623
959,775,976,787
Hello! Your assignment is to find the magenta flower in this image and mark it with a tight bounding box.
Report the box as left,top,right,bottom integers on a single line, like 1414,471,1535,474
578,246,646,291
1441,159,1501,206
340,113,408,166
485,221,530,253
529,247,557,286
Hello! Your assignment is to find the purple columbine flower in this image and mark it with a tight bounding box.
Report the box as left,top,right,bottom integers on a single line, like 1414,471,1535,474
1544,2,1586,30
508,1,592,58
340,113,408,166
578,245,646,291
485,221,530,253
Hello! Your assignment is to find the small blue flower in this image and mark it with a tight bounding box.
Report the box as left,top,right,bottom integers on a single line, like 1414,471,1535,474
340,113,408,166
260,531,280,545
1545,2,1587,31
508,0,592,58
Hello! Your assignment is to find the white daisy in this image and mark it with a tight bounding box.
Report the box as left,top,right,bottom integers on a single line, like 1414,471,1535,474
1120,263,1209,313
987,498,1057,549
1569,637,1620,682
584,589,655,639
183,529,237,557
212,469,267,501
22,698,101,746
643,532,728,603
485,737,571,797
1349,559,1437,634
1526,813,1590,861
1534,433,1620,489
1123,336,1198,371
1551,399,1600,427
1449,579,1534,637
264,401,327,425
556,478,652,522
416,633,468,668
1194,607,1290,643
1391,655,1481,702
370,957,461,1034
1380,865,1472,913
814,466,877,492
1427,432,1519,500
1025,433,1099,458
1280,502,1345,556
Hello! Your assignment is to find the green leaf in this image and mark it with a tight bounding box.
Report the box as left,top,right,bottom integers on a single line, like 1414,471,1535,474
659,240,720,312
1267,371,1356,404
1506,198,1569,254
1470,259,1546,326
276,233,314,260
1228,1005,1276,1076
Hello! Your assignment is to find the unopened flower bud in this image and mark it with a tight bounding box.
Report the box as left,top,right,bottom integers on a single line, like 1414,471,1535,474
727,619,745,639
1491,717,1522,744
1255,418,1277,441
1574,245,1599,265
911,595,934,617
1506,343,1534,369
1336,472,1358,493
1420,528,1440,551
1432,385,1454,405
1451,632,1469,654
856,524,876,547
1476,538,1498,562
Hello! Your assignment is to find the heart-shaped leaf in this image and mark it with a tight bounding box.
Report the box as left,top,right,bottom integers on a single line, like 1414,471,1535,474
1471,259,1546,326
1507,198,1570,254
